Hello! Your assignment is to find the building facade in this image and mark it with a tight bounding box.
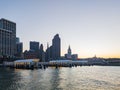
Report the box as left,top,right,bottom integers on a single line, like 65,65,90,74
23,50,38,59
30,41,39,51
0,18,16,57
71,54,78,60
52,34,61,60
16,37,20,43
39,44,45,62
65,46,78,60
45,44,52,61
16,42,23,58
23,41,40,59
66,45,72,59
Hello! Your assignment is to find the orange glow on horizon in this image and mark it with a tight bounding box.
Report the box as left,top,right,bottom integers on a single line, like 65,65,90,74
61,51,120,58
78,54,120,58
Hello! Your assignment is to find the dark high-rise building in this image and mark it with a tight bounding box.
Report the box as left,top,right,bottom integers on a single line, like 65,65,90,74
16,42,23,57
45,43,52,61
27,41,40,59
39,44,45,62
30,41,39,51
16,37,20,43
0,18,16,57
52,34,61,60
15,37,23,58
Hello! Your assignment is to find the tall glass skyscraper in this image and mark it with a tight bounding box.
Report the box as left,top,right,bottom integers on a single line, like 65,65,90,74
0,18,16,57
52,34,61,60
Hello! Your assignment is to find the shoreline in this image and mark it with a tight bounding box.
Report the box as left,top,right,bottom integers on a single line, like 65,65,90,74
0,63,119,69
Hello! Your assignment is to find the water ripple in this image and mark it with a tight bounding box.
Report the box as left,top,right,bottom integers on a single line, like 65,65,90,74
0,66,120,90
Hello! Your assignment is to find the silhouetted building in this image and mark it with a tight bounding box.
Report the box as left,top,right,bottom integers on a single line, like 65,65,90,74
30,41,39,51
15,37,23,58
71,54,78,60
45,43,52,62
16,42,23,58
52,34,61,60
65,45,78,60
39,44,45,62
0,18,16,57
23,50,38,59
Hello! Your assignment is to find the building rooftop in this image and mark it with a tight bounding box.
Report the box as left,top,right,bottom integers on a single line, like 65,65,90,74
0,18,16,24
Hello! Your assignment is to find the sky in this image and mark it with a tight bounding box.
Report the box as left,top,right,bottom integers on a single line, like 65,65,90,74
0,0,120,58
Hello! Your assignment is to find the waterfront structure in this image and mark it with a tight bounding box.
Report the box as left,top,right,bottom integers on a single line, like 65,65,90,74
0,18,16,57
23,50,38,59
30,41,39,51
65,45,72,59
52,34,61,60
71,54,78,60
65,46,78,60
14,59,39,69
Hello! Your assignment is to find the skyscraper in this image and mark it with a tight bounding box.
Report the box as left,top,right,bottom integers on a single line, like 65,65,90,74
16,37,23,58
16,42,23,57
45,43,52,61
52,34,61,60
25,41,40,59
30,41,39,51
39,44,45,62
0,18,16,57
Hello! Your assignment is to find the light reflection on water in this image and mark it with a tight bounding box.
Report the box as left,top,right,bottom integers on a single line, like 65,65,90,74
0,66,120,90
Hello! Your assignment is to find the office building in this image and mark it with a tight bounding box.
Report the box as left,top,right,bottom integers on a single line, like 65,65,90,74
24,41,40,59
24,50,38,59
15,37,23,58
16,37,20,43
52,34,61,60
39,44,45,62
30,41,39,51
16,42,23,58
45,43,52,61
0,18,16,57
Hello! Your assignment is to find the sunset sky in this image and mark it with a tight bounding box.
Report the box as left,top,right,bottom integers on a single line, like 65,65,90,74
0,0,120,58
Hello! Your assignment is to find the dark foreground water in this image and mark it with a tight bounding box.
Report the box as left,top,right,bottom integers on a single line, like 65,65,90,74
0,66,120,90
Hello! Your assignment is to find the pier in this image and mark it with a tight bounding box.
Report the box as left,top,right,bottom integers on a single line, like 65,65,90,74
2,59,93,69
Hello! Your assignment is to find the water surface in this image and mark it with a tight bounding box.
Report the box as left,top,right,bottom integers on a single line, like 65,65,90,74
0,66,120,90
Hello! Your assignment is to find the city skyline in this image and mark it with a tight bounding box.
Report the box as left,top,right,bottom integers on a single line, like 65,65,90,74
0,0,120,58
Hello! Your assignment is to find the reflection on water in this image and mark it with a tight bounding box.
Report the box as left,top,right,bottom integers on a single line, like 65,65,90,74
0,66,120,90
